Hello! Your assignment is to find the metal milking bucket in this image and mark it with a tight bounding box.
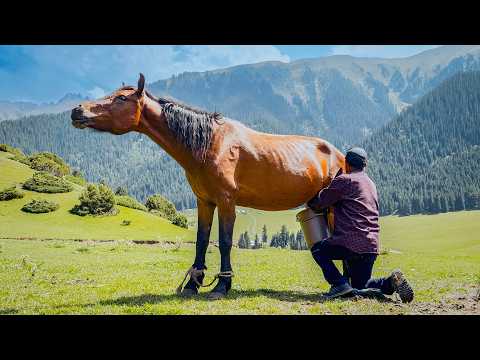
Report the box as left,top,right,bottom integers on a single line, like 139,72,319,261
296,207,332,249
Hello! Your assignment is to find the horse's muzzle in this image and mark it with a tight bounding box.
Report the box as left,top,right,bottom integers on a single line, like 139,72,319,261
71,107,90,129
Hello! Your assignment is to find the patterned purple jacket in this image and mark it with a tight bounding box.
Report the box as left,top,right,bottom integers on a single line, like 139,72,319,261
307,169,380,254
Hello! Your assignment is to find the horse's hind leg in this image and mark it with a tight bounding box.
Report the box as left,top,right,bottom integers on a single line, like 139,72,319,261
181,199,215,296
208,202,236,300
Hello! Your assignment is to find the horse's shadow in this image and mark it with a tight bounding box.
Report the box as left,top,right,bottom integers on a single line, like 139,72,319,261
97,288,393,307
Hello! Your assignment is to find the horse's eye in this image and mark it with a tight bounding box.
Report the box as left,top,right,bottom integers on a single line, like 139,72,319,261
117,95,128,101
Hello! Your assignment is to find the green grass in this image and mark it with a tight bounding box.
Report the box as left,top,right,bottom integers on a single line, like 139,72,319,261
0,232,478,314
1,151,479,314
0,152,194,242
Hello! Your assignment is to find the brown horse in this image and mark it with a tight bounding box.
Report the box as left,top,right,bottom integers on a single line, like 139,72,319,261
71,73,345,299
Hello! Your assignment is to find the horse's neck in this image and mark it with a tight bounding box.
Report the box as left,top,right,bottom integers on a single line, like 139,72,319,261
137,99,198,172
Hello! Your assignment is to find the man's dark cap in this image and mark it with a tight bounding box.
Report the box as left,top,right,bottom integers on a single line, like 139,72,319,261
346,147,368,168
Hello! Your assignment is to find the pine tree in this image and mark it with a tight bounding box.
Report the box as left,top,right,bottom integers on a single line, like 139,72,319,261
261,225,268,245
270,234,278,248
254,234,260,249
296,230,307,250
443,197,450,213
280,225,288,248
469,192,480,209
243,231,250,249
289,233,296,250
238,233,245,249
460,193,466,210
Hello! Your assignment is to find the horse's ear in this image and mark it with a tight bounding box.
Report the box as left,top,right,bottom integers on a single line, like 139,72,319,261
122,81,125,87
137,73,145,96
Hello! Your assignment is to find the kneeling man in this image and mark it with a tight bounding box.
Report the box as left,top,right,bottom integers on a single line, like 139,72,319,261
307,147,414,302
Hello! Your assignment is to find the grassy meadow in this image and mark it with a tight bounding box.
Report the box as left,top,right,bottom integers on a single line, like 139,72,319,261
0,227,478,315
0,150,479,314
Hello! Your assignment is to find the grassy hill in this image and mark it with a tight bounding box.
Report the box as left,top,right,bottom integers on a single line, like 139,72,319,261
0,151,194,242
1,150,479,314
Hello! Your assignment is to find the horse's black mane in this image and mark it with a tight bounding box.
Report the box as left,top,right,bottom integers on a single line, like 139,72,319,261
144,90,223,160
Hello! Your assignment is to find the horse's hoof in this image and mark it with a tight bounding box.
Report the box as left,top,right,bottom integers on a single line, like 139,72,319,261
179,271,205,297
180,288,198,297
207,276,231,300
207,291,226,300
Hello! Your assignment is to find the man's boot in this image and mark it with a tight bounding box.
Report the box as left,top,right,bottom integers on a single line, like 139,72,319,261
390,269,414,303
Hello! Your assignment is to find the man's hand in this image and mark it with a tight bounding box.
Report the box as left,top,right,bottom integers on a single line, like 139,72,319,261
307,167,345,211
306,167,347,211
321,167,343,189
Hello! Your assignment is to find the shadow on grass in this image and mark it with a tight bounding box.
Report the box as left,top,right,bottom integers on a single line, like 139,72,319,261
96,288,392,307
0,308,18,315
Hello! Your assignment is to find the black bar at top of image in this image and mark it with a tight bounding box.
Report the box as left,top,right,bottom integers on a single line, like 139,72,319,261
3,29,480,45
2,6,480,45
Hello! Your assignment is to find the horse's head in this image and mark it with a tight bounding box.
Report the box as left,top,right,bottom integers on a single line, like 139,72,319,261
71,73,146,135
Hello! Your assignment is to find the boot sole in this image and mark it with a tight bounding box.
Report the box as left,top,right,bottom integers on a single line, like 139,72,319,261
391,270,414,303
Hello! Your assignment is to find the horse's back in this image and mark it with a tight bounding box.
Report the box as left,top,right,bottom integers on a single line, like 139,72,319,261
242,124,344,176
228,122,345,210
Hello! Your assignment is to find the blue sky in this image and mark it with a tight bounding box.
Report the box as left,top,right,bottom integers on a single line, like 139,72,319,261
0,45,439,103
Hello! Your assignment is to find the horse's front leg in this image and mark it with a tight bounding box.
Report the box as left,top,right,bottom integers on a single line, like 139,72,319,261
181,198,215,296
208,202,236,300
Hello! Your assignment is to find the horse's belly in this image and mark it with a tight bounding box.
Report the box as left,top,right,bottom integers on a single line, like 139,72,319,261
236,169,322,211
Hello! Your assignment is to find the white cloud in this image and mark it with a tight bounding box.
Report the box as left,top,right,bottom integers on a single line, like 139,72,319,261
87,86,106,99
0,45,290,102
329,45,440,59
18,45,290,99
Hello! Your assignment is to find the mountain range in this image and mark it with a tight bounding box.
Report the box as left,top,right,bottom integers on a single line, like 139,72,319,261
0,93,88,121
0,45,479,213
149,45,480,148
363,71,480,215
